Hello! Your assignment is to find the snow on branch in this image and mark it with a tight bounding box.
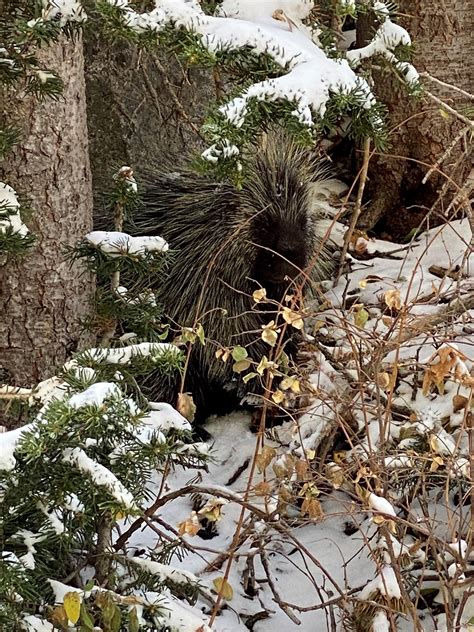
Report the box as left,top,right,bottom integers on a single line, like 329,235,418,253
62,447,138,510
73,341,181,365
103,0,404,147
346,2,419,85
85,230,169,257
32,0,87,27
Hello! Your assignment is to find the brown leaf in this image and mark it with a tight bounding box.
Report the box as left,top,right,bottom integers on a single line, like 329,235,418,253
177,393,196,421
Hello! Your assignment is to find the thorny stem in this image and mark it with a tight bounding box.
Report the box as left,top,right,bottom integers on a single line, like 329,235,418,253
335,137,372,285
208,377,273,626
423,89,474,130
420,72,474,102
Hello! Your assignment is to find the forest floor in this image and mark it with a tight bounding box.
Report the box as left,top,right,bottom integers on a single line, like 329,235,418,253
127,211,474,631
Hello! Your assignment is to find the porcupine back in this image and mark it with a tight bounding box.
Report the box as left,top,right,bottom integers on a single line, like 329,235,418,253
134,135,330,420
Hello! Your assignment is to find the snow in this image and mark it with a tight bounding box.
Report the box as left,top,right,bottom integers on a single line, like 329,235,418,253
40,0,87,26
22,616,54,632
14,530,46,570
0,424,32,471
372,610,390,631
104,0,411,145
131,556,201,586
62,447,138,510
68,381,121,409
79,341,180,365
0,181,29,236
146,589,213,632
359,565,402,600
145,402,192,432
368,493,396,517
218,0,313,22
85,230,169,256
38,504,65,535
48,579,83,604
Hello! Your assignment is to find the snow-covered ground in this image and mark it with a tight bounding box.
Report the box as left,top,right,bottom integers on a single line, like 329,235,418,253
123,215,473,631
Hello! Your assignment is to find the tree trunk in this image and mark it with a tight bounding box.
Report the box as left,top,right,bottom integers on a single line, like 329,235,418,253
84,37,214,208
0,36,94,387
357,0,473,237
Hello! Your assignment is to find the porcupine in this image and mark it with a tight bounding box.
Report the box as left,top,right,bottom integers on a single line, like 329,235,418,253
133,135,331,422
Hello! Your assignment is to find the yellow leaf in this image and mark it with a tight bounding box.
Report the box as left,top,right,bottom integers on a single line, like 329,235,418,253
198,499,226,522
384,289,402,310
377,372,391,389
256,356,279,376
213,577,234,600
253,288,267,302
358,279,368,289
64,592,81,625
280,375,301,393
354,306,369,328
232,359,251,373
261,321,280,347
282,307,304,330
272,389,285,404
333,451,347,463
430,456,444,472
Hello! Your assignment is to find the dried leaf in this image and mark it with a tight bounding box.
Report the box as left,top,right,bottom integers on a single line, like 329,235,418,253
384,289,402,310
301,497,324,520
256,446,276,472
430,456,444,472
178,511,201,537
453,394,469,412
213,577,234,600
325,462,344,489
271,389,285,404
261,320,280,347
282,306,304,330
273,454,295,479
377,372,391,389
254,481,272,497
177,393,196,422
295,459,309,481
253,288,267,302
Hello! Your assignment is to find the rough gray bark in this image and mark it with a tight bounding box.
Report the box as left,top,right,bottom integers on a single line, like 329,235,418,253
357,0,473,236
84,37,214,209
0,36,94,386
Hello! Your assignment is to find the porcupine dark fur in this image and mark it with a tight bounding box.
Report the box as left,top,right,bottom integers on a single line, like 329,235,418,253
133,135,331,421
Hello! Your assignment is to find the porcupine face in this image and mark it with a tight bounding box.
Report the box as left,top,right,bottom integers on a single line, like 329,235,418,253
250,206,310,294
